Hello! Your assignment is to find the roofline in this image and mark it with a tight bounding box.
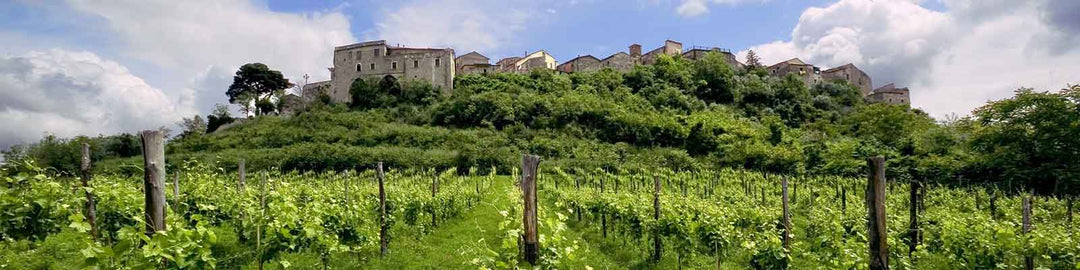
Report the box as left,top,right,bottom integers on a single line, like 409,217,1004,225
600,52,628,62
823,63,858,73
564,55,599,63
335,40,387,51
665,39,682,45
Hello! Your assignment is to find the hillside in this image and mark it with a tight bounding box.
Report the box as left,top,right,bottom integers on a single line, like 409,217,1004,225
8,52,1078,195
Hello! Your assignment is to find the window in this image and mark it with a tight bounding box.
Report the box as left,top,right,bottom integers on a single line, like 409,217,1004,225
370,63,376,70
355,51,361,60
435,58,440,67
413,60,419,68
392,61,397,70
356,63,361,72
374,48,381,57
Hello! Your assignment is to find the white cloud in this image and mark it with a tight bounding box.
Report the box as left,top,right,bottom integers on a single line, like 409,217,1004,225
738,0,1080,118
674,0,768,18
676,0,710,17
66,0,357,113
0,49,190,149
370,0,549,54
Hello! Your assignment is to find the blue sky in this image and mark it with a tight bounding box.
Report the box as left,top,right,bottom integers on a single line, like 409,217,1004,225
1,0,1078,150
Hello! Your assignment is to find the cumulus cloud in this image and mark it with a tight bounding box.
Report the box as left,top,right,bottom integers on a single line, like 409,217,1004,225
369,0,551,53
739,0,1080,118
0,49,190,150
675,0,768,18
66,0,357,113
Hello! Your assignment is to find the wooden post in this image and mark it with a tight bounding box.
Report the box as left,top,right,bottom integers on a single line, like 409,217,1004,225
866,156,889,270
793,179,798,205
908,180,920,259
781,176,791,251
257,172,267,270
378,163,388,257
1022,193,1033,270
1067,196,1073,226
761,186,766,206
989,190,997,220
653,173,662,262
432,172,438,227
842,186,847,215
238,159,246,191
521,155,541,265
140,130,166,236
80,143,98,240
173,171,180,214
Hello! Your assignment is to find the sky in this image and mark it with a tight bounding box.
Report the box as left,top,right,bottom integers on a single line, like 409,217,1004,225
1,0,1079,152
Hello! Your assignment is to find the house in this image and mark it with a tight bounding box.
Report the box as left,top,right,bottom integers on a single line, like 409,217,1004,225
866,83,910,106
599,52,634,72
639,40,683,65
456,51,499,75
681,47,744,68
556,55,601,73
500,51,557,73
328,40,455,103
767,58,821,86
822,63,873,96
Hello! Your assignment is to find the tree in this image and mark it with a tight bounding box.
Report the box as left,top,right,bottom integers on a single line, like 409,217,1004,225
970,87,1080,195
207,103,235,133
693,52,739,104
745,50,763,68
226,63,293,116
178,114,207,138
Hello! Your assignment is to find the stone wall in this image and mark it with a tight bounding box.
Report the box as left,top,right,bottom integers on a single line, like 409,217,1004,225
330,41,455,103
557,55,601,73
600,52,634,72
822,64,873,96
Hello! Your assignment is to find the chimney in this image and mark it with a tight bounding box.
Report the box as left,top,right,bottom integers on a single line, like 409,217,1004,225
629,44,642,57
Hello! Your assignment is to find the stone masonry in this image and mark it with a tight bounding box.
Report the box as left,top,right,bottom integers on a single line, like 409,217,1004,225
324,40,454,103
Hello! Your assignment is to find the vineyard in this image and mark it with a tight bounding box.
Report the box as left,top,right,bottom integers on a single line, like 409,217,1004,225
1,142,1078,269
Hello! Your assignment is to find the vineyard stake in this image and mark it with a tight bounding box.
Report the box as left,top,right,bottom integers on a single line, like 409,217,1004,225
866,156,889,270
652,173,662,262
1067,196,1073,226
521,154,541,265
781,175,791,251
378,162,388,257
908,180,921,259
238,159,246,191
173,171,180,215
80,143,98,240
432,170,438,227
842,186,847,215
257,172,266,270
1022,192,1033,270
989,190,997,220
140,130,167,236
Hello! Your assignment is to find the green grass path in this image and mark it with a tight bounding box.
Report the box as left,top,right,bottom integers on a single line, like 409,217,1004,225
360,176,618,269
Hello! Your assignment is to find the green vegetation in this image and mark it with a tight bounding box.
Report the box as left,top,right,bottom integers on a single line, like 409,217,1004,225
2,51,1078,268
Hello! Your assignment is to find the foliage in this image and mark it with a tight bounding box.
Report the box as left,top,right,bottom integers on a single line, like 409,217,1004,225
226,63,294,116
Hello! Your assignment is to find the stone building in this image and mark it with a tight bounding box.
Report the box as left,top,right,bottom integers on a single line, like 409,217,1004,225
556,55,601,73
767,58,822,86
498,50,557,73
455,51,499,75
639,40,683,65
866,83,910,106
300,80,332,103
681,47,743,68
822,63,872,96
599,52,634,72
278,93,304,115
328,40,455,103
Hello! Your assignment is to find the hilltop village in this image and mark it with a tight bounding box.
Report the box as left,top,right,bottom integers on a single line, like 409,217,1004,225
300,40,910,107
